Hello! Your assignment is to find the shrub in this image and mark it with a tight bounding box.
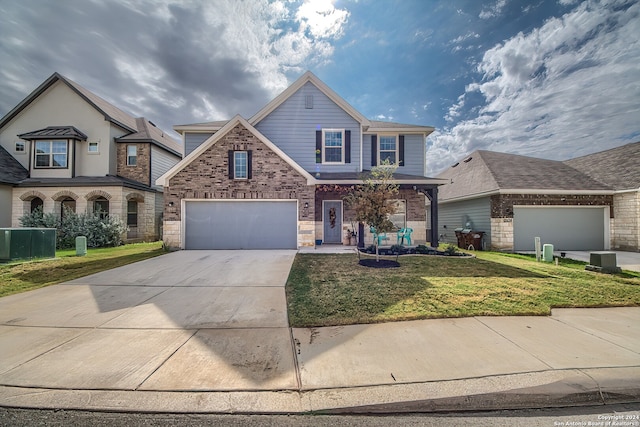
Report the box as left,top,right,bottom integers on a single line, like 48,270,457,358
443,244,459,256
19,207,128,249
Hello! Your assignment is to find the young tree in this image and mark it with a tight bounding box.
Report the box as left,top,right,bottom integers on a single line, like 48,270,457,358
343,162,399,261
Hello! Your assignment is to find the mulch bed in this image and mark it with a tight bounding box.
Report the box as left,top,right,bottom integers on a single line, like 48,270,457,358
358,259,400,268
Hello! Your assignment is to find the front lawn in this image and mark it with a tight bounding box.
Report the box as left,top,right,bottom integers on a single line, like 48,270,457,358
0,242,165,298
285,251,640,327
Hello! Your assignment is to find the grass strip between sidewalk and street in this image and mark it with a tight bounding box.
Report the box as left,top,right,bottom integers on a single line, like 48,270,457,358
285,251,640,327
0,242,165,298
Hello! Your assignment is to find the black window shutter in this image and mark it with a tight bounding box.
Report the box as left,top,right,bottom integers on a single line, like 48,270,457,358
247,150,253,179
371,135,377,166
228,150,234,179
399,135,405,166
345,130,351,163
315,130,322,163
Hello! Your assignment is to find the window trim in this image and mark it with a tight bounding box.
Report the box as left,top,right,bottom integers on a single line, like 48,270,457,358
15,141,26,154
322,129,345,164
378,134,398,166
127,200,138,226
126,145,137,166
34,140,69,169
88,141,99,154
233,151,248,180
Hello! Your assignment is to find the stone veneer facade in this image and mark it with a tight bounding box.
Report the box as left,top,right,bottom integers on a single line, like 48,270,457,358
163,123,315,248
489,193,615,251
611,191,639,251
117,143,151,186
12,186,160,241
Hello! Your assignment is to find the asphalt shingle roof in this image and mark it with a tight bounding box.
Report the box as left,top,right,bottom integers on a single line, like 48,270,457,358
0,145,28,184
0,73,182,157
436,150,612,201
565,141,640,191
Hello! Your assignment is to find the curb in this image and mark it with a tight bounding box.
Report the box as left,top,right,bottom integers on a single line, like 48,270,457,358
1,368,638,414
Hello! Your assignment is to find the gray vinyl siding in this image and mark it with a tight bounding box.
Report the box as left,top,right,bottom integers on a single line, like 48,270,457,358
151,146,180,190
185,132,214,157
363,134,425,176
438,197,491,248
254,82,361,173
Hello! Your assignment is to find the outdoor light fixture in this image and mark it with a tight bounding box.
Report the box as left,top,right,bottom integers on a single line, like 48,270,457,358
168,202,174,207
304,202,309,209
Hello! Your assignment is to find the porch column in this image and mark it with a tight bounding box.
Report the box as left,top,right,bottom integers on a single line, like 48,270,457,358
422,187,439,248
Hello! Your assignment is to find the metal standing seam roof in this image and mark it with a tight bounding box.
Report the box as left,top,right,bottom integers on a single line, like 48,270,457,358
436,150,613,201
17,126,88,140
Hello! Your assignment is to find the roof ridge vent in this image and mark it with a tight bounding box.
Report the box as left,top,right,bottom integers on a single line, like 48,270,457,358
463,156,473,163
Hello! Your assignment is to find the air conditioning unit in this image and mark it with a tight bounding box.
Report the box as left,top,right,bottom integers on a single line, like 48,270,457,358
585,252,621,274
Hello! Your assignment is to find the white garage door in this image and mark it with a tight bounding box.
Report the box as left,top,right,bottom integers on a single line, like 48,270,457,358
513,206,607,251
184,200,298,249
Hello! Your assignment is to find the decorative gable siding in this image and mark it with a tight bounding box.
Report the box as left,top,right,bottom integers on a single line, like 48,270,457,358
151,145,180,191
184,132,214,157
254,82,361,173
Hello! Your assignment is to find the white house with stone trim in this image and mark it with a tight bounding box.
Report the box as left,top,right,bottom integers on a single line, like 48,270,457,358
0,73,181,241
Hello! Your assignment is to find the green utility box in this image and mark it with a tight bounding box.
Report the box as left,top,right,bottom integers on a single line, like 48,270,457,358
0,228,56,262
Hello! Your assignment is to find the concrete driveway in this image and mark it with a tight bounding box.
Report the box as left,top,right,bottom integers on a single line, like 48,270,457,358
0,250,299,391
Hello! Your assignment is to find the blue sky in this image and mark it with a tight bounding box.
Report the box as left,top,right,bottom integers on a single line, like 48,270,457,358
0,0,638,174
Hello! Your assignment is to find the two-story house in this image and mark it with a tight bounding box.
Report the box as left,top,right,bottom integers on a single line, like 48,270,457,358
158,71,446,249
0,73,181,241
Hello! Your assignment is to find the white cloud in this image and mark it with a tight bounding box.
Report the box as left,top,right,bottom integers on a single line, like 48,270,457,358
427,0,640,175
479,0,508,19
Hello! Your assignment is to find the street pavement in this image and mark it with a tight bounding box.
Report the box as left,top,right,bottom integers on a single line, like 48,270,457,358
0,249,638,414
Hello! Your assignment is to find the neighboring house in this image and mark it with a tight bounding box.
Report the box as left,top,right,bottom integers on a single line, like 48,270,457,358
158,71,447,249
433,150,615,252
566,142,640,252
0,73,182,241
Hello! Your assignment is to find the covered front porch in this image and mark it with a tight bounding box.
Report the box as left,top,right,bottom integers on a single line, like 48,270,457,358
310,172,446,248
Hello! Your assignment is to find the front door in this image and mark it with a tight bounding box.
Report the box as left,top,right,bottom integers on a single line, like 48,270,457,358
323,201,343,244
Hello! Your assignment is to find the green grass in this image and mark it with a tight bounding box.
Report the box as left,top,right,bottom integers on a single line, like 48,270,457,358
285,251,640,327
0,242,165,297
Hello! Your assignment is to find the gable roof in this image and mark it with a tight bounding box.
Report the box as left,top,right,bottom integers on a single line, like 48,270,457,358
156,115,316,187
249,71,370,126
115,117,182,157
0,72,181,156
564,141,640,191
437,150,612,202
0,145,28,185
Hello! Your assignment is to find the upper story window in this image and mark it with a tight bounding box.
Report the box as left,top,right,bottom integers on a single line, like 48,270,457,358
379,135,397,165
88,141,99,153
15,141,25,153
323,129,344,164
34,140,68,168
234,151,248,179
127,145,137,166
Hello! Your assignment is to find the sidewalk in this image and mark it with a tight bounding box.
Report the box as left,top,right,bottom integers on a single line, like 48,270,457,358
1,307,638,414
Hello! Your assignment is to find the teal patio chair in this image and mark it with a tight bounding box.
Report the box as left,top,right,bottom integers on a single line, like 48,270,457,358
370,226,390,246
396,227,413,245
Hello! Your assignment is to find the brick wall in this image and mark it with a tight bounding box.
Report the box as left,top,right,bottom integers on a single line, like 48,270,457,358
165,123,315,222
491,194,614,218
117,143,150,186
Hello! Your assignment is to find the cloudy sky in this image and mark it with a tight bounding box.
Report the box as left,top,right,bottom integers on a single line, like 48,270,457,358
1,0,638,175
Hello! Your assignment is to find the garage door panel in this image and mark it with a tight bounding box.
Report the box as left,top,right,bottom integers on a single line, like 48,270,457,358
185,201,297,250
514,207,605,251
